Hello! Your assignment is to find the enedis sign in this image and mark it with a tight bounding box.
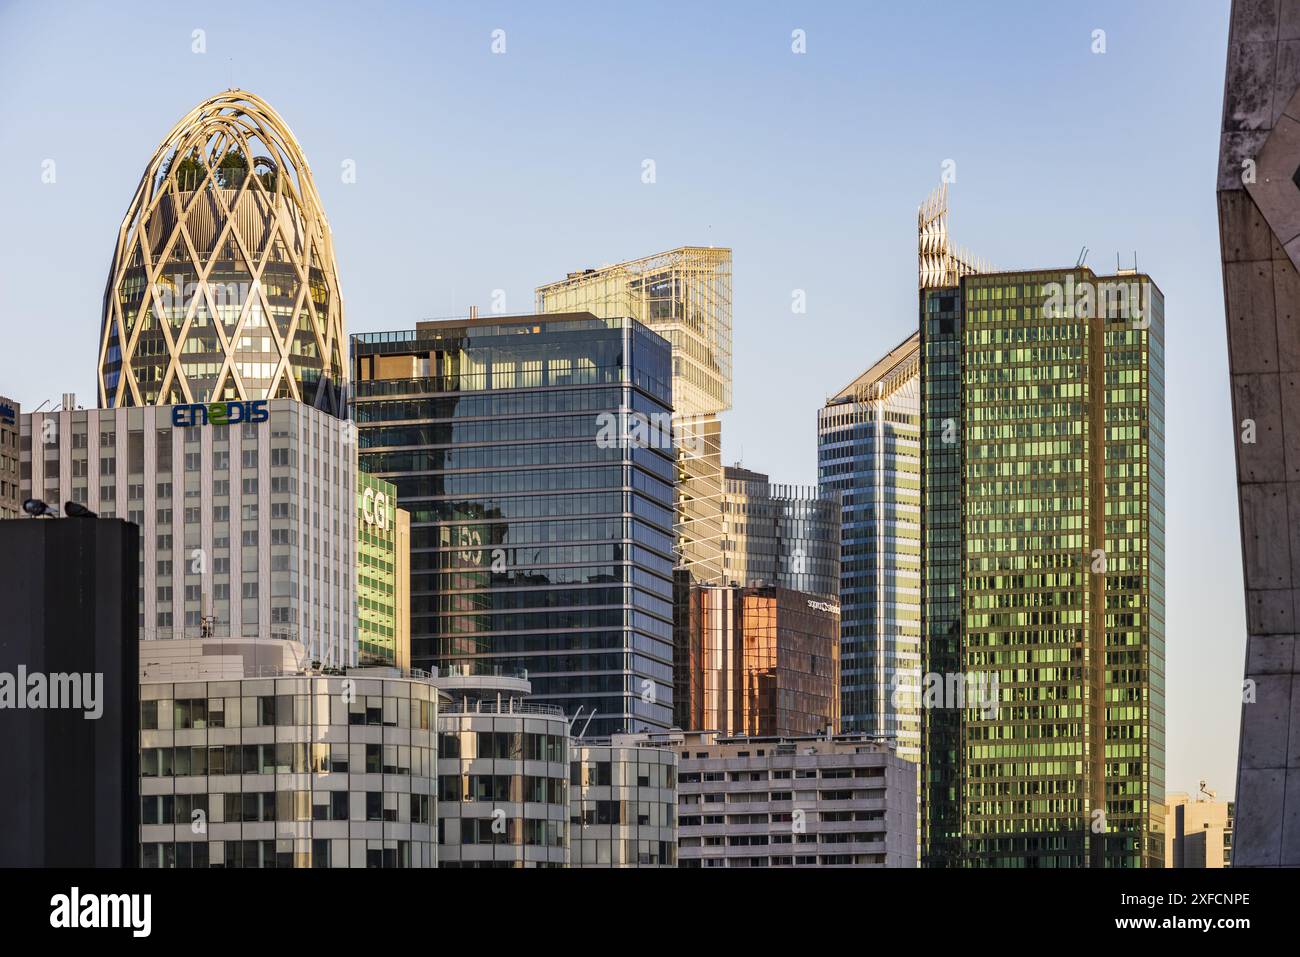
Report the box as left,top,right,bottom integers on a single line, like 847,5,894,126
171,400,269,427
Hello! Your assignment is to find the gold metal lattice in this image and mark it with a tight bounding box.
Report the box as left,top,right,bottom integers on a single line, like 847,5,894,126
98,89,345,408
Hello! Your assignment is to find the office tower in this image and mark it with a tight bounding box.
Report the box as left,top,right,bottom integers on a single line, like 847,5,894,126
1165,789,1234,869
433,672,570,867
357,473,411,669
537,246,732,583
351,313,676,735
721,465,840,598
920,267,1166,868
672,730,917,868
22,396,358,666
140,666,441,868
676,582,840,737
0,396,19,519
817,334,921,763
98,90,345,412
0,517,138,866
1217,0,1300,868
570,736,679,867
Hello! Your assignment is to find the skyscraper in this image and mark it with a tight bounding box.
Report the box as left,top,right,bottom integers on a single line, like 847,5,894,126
675,582,841,737
536,246,732,583
22,398,359,666
920,267,1166,868
98,90,345,411
721,465,840,598
351,313,677,736
817,334,921,763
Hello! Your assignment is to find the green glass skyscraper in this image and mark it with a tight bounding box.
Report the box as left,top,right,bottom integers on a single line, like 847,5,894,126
920,267,1166,868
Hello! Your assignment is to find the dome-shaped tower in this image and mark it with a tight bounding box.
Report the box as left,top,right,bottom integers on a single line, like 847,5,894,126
98,89,345,409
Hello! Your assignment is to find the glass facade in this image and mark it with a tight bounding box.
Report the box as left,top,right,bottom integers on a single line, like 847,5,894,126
677,583,840,737
817,335,922,761
352,314,676,735
722,465,840,598
537,247,733,583
920,269,1165,868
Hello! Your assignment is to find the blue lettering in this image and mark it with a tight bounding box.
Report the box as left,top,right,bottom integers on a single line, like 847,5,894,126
170,400,268,428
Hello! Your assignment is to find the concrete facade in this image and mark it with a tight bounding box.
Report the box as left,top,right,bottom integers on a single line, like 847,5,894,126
21,397,357,666
433,673,571,867
1165,790,1235,868
1218,0,1300,868
570,736,679,867
673,730,916,868
139,668,441,868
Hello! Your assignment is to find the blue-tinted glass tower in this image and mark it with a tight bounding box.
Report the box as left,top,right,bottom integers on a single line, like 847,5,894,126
351,313,676,736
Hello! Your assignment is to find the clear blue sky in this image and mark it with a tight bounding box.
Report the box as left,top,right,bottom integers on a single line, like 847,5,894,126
0,0,1241,799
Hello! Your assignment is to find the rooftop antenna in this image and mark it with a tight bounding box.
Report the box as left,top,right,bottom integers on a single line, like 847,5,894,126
1075,246,1089,268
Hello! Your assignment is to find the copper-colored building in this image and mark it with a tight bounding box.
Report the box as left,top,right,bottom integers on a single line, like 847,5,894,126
676,583,840,737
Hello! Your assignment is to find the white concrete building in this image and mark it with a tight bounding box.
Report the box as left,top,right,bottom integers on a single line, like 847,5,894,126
139,662,442,868
571,734,679,867
22,396,356,665
433,672,571,868
673,730,917,868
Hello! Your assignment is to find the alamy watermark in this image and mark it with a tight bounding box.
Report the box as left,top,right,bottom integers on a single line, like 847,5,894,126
0,667,103,719
150,273,263,314
1040,275,1150,328
595,408,706,456
892,669,1000,719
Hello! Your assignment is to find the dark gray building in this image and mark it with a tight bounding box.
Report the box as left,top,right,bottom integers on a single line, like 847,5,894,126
0,517,139,866
351,313,676,736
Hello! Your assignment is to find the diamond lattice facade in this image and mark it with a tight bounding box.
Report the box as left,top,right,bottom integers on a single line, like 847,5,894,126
98,90,345,411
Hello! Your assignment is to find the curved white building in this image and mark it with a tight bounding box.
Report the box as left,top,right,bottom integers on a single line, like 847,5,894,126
434,672,571,867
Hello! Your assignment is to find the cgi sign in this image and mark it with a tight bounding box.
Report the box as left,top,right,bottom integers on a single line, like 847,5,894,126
361,487,390,531
171,400,269,428
0,403,15,425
